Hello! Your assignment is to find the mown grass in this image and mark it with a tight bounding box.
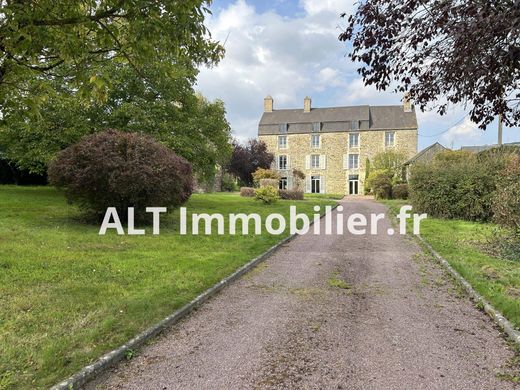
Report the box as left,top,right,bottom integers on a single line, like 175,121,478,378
305,193,345,200
0,186,336,390
381,199,520,330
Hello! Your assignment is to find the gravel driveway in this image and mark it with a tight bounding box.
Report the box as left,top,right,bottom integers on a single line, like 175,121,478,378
87,199,518,389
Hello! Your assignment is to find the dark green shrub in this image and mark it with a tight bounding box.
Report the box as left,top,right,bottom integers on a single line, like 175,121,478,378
221,172,238,192
409,151,502,221
392,183,409,199
48,130,193,221
254,186,278,204
492,156,520,230
240,187,255,197
279,189,304,200
367,169,392,199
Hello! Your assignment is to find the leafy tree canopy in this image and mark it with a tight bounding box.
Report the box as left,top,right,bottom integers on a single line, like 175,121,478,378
340,1,520,128
0,0,224,112
372,150,407,176
0,63,232,180
227,139,274,186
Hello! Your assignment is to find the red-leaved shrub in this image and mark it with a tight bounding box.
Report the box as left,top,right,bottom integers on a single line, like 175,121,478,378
48,130,193,221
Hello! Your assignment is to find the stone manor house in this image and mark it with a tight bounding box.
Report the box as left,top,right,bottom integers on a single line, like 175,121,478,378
258,96,418,195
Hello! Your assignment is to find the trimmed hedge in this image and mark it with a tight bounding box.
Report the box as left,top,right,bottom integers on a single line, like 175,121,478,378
409,151,504,221
279,189,304,200
492,156,520,230
48,130,192,221
240,187,255,197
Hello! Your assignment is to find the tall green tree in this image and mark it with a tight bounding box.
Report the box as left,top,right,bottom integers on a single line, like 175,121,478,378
0,1,224,112
0,63,232,180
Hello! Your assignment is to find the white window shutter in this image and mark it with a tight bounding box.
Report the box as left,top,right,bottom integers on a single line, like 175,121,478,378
288,176,293,190
343,154,348,169
320,176,326,194
286,155,291,170
320,155,326,169
305,155,310,170
276,155,280,170
305,177,311,193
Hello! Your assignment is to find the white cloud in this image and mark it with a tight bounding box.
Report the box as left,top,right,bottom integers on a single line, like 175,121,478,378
300,0,355,16
197,0,356,139
197,1,515,149
441,117,483,147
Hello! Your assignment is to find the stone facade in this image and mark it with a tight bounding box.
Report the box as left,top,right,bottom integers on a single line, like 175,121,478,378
260,129,417,194
258,97,418,195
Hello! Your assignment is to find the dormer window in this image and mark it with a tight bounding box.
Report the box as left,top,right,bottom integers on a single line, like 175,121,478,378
279,123,288,133
351,120,359,130
312,122,321,132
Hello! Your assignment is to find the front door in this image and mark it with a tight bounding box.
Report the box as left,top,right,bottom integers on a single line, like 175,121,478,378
348,175,359,195
311,176,321,194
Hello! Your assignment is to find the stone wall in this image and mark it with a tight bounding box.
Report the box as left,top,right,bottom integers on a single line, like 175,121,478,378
260,129,418,194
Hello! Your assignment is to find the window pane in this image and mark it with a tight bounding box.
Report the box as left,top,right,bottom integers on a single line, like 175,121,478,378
311,155,319,168
348,154,359,169
279,155,287,170
349,133,359,147
278,136,286,148
311,134,320,147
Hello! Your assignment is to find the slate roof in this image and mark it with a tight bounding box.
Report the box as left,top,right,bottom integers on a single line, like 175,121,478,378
404,142,448,165
460,142,520,153
258,105,417,135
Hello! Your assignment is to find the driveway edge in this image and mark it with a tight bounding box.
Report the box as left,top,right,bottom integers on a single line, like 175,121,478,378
51,203,338,390
418,236,520,346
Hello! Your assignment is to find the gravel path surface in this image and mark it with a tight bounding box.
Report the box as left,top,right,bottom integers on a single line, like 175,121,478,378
87,199,518,389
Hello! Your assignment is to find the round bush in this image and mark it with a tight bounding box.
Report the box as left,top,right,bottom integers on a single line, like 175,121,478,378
48,130,193,220
254,185,279,204
392,184,409,200
367,170,392,199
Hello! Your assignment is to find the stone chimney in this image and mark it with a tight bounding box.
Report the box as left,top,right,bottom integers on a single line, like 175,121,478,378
304,96,311,113
403,92,413,112
264,95,273,112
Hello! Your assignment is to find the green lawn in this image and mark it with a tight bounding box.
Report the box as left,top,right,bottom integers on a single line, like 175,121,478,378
381,199,520,330
304,193,345,200
0,186,336,390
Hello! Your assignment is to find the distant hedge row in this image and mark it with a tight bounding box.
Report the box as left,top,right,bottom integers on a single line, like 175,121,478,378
409,148,520,226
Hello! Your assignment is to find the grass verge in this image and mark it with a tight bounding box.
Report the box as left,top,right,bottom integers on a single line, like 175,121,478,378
0,186,336,389
380,199,520,330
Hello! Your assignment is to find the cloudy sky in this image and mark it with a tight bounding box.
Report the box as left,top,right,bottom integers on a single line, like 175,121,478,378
196,0,519,150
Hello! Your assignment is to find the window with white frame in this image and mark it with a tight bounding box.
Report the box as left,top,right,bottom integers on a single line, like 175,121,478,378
385,131,395,147
311,134,320,148
348,154,359,169
279,123,288,133
311,154,320,168
351,120,359,130
349,133,359,148
279,177,288,190
278,135,287,149
312,122,321,132
278,155,288,170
